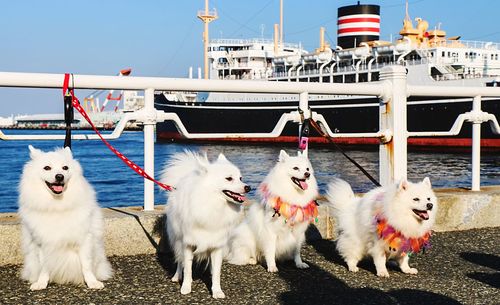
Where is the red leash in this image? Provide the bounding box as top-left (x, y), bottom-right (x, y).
top-left (62, 73), bottom-right (173, 191)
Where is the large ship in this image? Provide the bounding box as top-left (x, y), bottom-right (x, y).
top-left (155, 2), bottom-right (500, 150)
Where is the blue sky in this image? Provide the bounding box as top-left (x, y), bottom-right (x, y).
top-left (1, 0), bottom-right (499, 116)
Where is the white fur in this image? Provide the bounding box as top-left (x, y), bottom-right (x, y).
top-left (163, 150), bottom-right (249, 299)
top-left (227, 150), bottom-right (319, 272)
top-left (19, 146), bottom-right (112, 290)
top-left (326, 177), bottom-right (438, 277)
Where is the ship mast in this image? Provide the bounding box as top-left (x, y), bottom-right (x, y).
top-left (280, 0), bottom-right (283, 48)
top-left (197, 0), bottom-right (218, 80)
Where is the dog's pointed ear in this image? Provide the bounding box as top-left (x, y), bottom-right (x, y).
top-left (278, 150), bottom-right (289, 162)
top-left (422, 177), bottom-right (432, 188)
top-left (28, 145), bottom-right (42, 159)
top-left (63, 146), bottom-right (73, 158)
top-left (196, 153), bottom-right (210, 174)
top-left (217, 153), bottom-right (228, 162)
top-left (398, 178), bottom-right (409, 191)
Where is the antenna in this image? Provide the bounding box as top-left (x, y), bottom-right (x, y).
top-left (260, 24), bottom-right (265, 38)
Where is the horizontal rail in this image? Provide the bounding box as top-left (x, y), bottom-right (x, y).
top-left (0, 112), bottom-right (137, 140)
top-left (0, 72), bottom-right (386, 96)
top-left (408, 85), bottom-right (500, 98)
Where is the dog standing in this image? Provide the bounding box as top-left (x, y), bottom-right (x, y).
top-left (227, 150), bottom-right (319, 272)
top-left (162, 151), bottom-right (250, 298)
top-left (326, 177), bottom-right (437, 277)
top-left (19, 146), bottom-right (112, 290)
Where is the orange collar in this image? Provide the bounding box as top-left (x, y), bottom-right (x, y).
top-left (260, 184), bottom-right (318, 225)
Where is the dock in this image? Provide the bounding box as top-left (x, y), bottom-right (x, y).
top-left (0, 186), bottom-right (499, 304)
top-left (0, 228), bottom-right (498, 304)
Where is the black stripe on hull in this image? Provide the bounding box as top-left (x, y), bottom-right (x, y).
top-left (154, 94), bottom-right (500, 149)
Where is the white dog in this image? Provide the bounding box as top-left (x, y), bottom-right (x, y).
top-left (19, 146), bottom-right (112, 290)
top-left (162, 150), bottom-right (250, 299)
top-left (226, 150), bottom-right (319, 272)
top-left (326, 177), bottom-right (437, 277)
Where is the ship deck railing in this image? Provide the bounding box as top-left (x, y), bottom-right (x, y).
top-left (0, 68), bottom-right (499, 210)
top-left (210, 38), bottom-right (301, 50)
top-left (431, 39), bottom-right (500, 50)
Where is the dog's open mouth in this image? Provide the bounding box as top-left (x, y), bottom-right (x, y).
top-left (291, 177), bottom-right (308, 190)
top-left (45, 181), bottom-right (65, 195)
top-left (413, 209), bottom-right (429, 220)
top-left (223, 190), bottom-right (246, 203)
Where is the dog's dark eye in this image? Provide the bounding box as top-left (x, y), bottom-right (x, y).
top-left (225, 177), bottom-right (233, 181)
top-left (62, 166), bottom-right (69, 170)
top-left (427, 197), bottom-right (431, 201)
top-left (413, 197), bottom-right (420, 201)
top-left (293, 167), bottom-right (299, 170)
top-left (306, 168), bottom-right (310, 171)
top-left (43, 166), bottom-right (51, 171)
top-left (239, 177), bottom-right (242, 181)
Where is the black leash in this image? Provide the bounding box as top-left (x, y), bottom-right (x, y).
top-left (63, 88), bottom-right (74, 148)
top-left (309, 119), bottom-right (381, 187)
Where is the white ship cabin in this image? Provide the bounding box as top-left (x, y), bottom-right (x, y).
top-left (270, 17), bottom-right (500, 85)
top-left (208, 38), bottom-right (304, 80)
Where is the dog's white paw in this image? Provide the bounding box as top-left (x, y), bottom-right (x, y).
top-left (403, 267), bottom-right (418, 275)
top-left (295, 262), bottom-right (309, 269)
top-left (30, 281), bottom-right (48, 291)
top-left (248, 257), bottom-right (257, 265)
top-left (180, 282), bottom-right (192, 295)
top-left (376, 269), bottom-right (390, 277)
top-left (348, 265), bottom-right (359, 272)
top-left (171, 274), bottom-right (181, 282)
top-left (267, 265), bottom-right (279, 273)
top-left (347, 260), bottom-right (359, 272)
top-left (86, 280), bottom-right (104, 289)
top-left (212, 290), bottom-right (226, 299)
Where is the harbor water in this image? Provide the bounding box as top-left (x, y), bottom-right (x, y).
top-left (0, 130), bottom-right (498, 213)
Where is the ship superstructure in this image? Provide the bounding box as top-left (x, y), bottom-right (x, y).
top-left (155, 2), bottom-right (500, 149)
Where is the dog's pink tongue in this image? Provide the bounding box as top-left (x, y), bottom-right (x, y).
top-left (238, 195), bottom-right (246, 202)
top-left (418, 211), bottom-right (429, 220)
top-left (300, 180), bottom-right (308, 190)
top-left (52, 185), bottom-right (64, 192)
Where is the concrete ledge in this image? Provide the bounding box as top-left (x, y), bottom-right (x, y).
top-left (0, 186), bottom-right (498, 266)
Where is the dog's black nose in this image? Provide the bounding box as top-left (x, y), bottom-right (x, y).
top-left (55, 174), bottom-right (64, 182)
top-left (244, 185), bottom-right (251, 193)
top-left (426, 203), bottom-right (433, 210)
top-left (304, 172), bottom-right (310, 178)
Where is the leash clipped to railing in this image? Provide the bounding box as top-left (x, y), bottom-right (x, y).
top-left (299, 119), bottom-right (310, 151)
top-left (62, 73), bottom-right (173, 191)
top-left (63, 92), bottom-right (74, 149)
top-left (298, 108), bottom-right (310, 151)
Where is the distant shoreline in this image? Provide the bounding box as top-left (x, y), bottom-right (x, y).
top-left (0, 125), bottom-right (143, 131)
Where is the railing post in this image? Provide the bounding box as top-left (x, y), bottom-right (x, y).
top-left (143, 88), bottom-right (156, 211)
top-left (378, 65), bottom-right (408, 186)
top-left (471, 95), bottom-right (481, 191)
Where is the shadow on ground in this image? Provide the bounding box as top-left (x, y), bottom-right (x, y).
top-left (461, 252), bottom-right (500, 289)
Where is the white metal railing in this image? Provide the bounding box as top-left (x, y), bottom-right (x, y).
top-left (0, 66), bottom-right (499, 210)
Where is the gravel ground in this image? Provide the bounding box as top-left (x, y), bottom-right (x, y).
top-left (1, 227), bottom-right (498, 305)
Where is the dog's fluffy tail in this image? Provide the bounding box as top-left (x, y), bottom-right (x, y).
top-left (161, 150), bottom-right (208, 188)
top-left (325, 178), bottom-right (357, 223)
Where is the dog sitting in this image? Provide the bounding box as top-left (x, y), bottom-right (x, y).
top-left (226, 150), bottom-right (319, 272)
top-left (19, 146), bottom-right (112, 290)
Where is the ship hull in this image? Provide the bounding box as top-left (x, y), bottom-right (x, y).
top-left (155, 94), bottom-right (500, 151)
